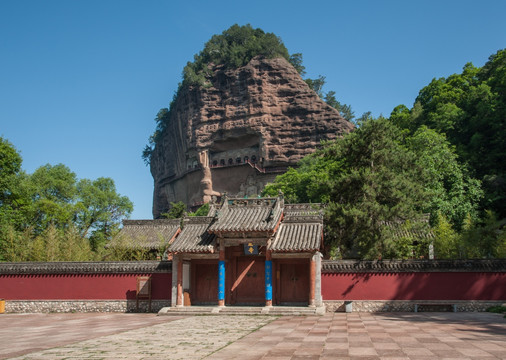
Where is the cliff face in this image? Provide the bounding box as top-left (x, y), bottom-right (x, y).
top-left (150, 56), bottom-right (354, 218)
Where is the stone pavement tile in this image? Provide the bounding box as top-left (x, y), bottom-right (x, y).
top-left (456, 347), bottom-right (498, 357)
top-left (402, 347), bottom-right (435, 356)
top-left (265, 348), bottom-right (296, 357)
top-left (10, 315), bottom-right (273, 360)
top-left (0, 313), bottom-right (184, 360)
top-left (348, 346), bottom-right (378, 356)
top-left (324, 342), bottom-right (349, 349)
top-left (376, 348), bottom-right (407, 357)
top-left (322, 347), bottom-right (348, 356)
top-left (374, 342), bottom-right (401, 350)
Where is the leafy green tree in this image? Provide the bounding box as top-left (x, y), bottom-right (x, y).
top-left (305, 75), bottom-right (326, 98)
top-left (26, 164), bottom-right (77, 232)
top-left (189, 202), bottom-right (210, 217)
top-left (183, 24), bottom-right (290, 87)
top-left (161, 201), bottom-right (187, 219)
top-left (266, 118), bottom-right (432, 258)
top-left (460, 211), bottom-right (506, 258)
top-left (323, 118), bottom-right (430, 258)
top-left (390, 49), bottom-right (506, 218)
top-left (324, 91), bottom-right (355, 122)
top-left (406, 126), bottom-right (482, 229)
top-left (288, 53), bottom-right (306, 77)
top-left (75, 177), bottom-right (133, 250)
top-left (432, 213), bottom-right (461, 259)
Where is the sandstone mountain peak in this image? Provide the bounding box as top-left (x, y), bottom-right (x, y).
top-left (149, 55), bottom-right (354, 218)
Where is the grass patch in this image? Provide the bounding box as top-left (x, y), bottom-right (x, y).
top-left (486, 305), bottom-right (506, 318)
top-left (486, 305), bottom-right (506, 313)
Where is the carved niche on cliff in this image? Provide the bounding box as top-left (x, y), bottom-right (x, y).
top-left (149, 56), bottom-right (354, 218)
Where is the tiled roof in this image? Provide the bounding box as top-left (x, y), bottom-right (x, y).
top-left (270, 203), bottom-right (323, 252)
top-left (381, 215), bottom-right (434, 240)
top-left (283, 203), bottom-right (323, 216)
top-left (270, 221), bottom-right (323, 252)
top-left (169, 217), bottom-right (216, 253)
top-left (209, 197), bottom-right (283, 233)
top-left (322, 259), bottom-right (506, 273)
top-left (0, 261), bottom-right (172, 275)
top-left (115, 219), bottom-right (181, 249)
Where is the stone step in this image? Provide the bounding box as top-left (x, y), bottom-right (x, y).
top-left (157, 305), bottom-right (325, 316)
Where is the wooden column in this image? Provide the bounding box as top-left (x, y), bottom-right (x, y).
top-left (265, 250), bottom-right (273, 307)
top-left (309, 256), bottom-right (316, 307)
top-left (176, 257), bottom-right (183, 307)
top-left (218, 243), bottom-right (225, 306)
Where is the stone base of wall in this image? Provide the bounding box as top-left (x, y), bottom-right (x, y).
top-left (324, 300), bottom-right (505, 313)
top-left (4, 300), bottom-right (171, 313)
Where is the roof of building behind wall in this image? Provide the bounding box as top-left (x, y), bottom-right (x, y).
top-left (117, 197), bottom-right (325, 254)
top-left (115, 219), bottom-right (181, 250)
top-left (209, 197), bottom-right (284, 233)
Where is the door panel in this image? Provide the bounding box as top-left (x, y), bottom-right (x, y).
top-left (192, 263), bottom-right (218, 304)
top-left (233, 257), bottom-right (265, 305)
top-left (279, 262), bottom-right (309, 305)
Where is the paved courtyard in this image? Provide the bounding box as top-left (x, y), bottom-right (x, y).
top-left (0, 312), bottom-right (505, 359)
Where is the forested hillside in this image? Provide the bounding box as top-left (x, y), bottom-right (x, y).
top-left (265, 49), bottom-right (506, 260)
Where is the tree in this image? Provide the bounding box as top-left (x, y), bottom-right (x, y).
top-left (0, 137), bottom-right (27, 247)
top-left (265, 118), bottom-right (432, 258)
top-left (288, 53), bottom-right (306, 77)
top-left (75, 177), bottom-right (133, 250)
top-left (389, 49), bottom-right (506, 218)
top-left (305, 75), bottom-right (326, 98)
top-left (405, 126), bottom-right (482, 229)
top-left (323, 118), bottom-right (430, 258)
top-left (324, 91), bottom-right (355, 122)
top-left (25, 164), bottom-right (77, 232)
top-left (162, 201), bottom-right (187, 219)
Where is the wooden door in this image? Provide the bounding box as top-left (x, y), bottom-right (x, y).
top-left (279, 262), bottom-right (309, 305)
top-left (232, 257), bottom-right (265, 305)
top-left (192, 262), bottom-right (218, 304)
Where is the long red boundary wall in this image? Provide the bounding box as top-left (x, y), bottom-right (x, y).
top-left (0, 261), bottom-right (171, 301)
top-left (322, 272), bottom-right (506, 301)
top-left (1, 260), bottom-right (505, 302)
top-left (0, 273), bottom-right (171, 300)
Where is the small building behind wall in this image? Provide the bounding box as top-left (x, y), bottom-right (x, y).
top-left (166, 195), bottom-right (324, 308)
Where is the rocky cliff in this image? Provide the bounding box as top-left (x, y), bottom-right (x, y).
top-left (150, 56), bottom-right (354, 218)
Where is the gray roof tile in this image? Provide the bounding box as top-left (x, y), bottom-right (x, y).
top-left (115, 219), bottom-right (181, 250)
top-left (169, 217), bottom-right (216, 253)
top-left (271, 220), bottom-right (323, 252)
top-left (209, 198), bottom-right (283, 233)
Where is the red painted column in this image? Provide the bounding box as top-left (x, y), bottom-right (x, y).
top-left (177, 258), bottom-right (183, 307)
top-left (218, 245), bottom-right (225, 307)
top-left (309, 257), bottom-right (316, 306)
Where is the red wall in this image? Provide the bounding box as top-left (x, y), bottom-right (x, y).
top-left (0, 273), bottom-right (171, 300)
top-left (322, 272), bottom-right (506, 300)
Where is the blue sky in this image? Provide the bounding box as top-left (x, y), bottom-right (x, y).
top-left (1, 0), bottom-right (505, 219)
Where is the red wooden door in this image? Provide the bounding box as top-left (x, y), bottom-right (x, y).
top-left (279, 262), bottom-right (309, 305)
top-left (232, 257), bottom-right (265, 305)
top-left (192, 263), bottom-right (218, 304)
